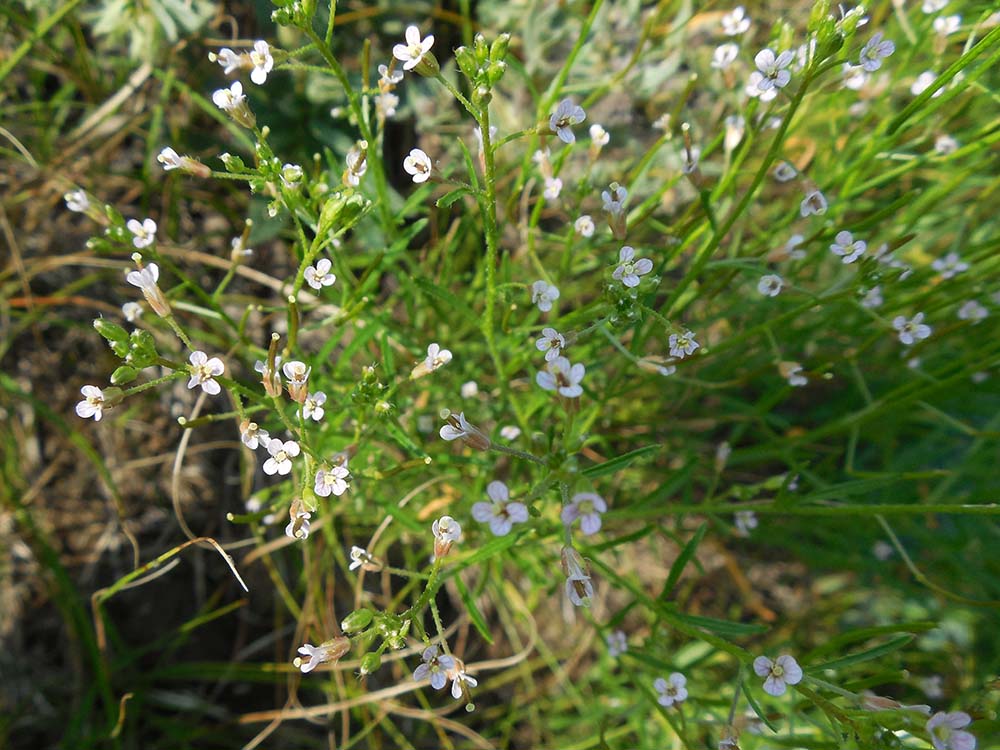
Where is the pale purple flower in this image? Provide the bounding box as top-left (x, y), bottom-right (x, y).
top-left (859, 32), bottom-right (895, 72)
top-left (927, 711), bottom-right (976, 750)
top-left (602, 183), bottom-right (628, 216)
top-left (931, 252), bottom-right (968, 279)
top-left (263, 438), bottom-right (300, 476)
top-left (349, 545), bottom-right (373, 571)
top-left (76, 385), bottom-right (105, 421)
top-left (393, 26), bottom-right (435, 72)
top-left (830, 230), bottom-right (866, 263)
top-left (575, 215), bottom-right (595, 237)
top-left (722, 6), bottom-right (750, 35)
top-left (543, 176), bottom-right (563, 200)
top-left (295, 640), bottom-right (350, 672)
top-left (126, 218), bottom-right (157, 249)
top-left (562, 492), bottom-right (607, 535)
top-left (499, 425), bottom-right (521, 441)
top-left (606, 630), bottom-right (628, 657)
top-left (314, 465), bottom-right (350, 497)
top-left (757, 274), bottom-right (783, 297)
top-left (668, 330), bottom-right (699, 359)
top-left (861, 286), bottom-right (883, 309)
top-left (378, 63), bottom-right (403, 87)
top-left (893, 313), bottom-right (932, 345)
top-left (654, 673), bottom-right (688, 706)
top-left (613, 246), bottom-right (653, 288)
top-left (561, 546), bottom-right (593, 607)
top-left (537, 356), bottom-right (585, 397)
top-left (413, 646), bottom-right (455, 690)
top-left (531, 280), bottom-right (560, 312)
top-left (800, 189), bottom-right (828, 216)
top-left (753, 654), bottom-right (803, 696)
top-left (187, 351), bottom-right (224, 395)
top-left (774, 161), bottom-right (798, 182)
top-left (240, 420), bottom-right (269, 449)
top-left (958, 300), bottom-right (987, 323)
top-left (549, 98), bottom-right (586, 144)
top-left (933, 15), bottom-right (961, 36)
top-left (912, 71), bottom-right (945, 97)
top-left (249, 40), bottom-right (274, 85)
top-left (450, 668), bottom-right (478, 699)
top-left (472, 481), bottom-right (529, 536)
top-left (712, 43), bottom-right (739, 70)
top-left (735, 510), bottom-right (758, 536)
top-left (747, 48), bottom-right (794, 102)
top-left (535, 327), bottom-right (566, 362)
top-left (305, 258), bottom-right (336, 290)
top-left (303, 391), bottom-right (327, 421)
top-left (782, 362), bottom-right (807, 387)
top-left (439, 412), bottom-right (490, 450)
top-left (935, 135), bottom-right (959, 155)
top-left (432, 515), bottom-right (462, 558)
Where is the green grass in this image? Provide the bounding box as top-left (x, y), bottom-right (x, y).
top-left (1, 1), bottom-right (999, 748)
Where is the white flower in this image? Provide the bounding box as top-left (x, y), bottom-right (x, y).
top-left (392, 25), bottom-right (435, 72)
top-left (893, 313), bottom-right (932, 345)
top-left (187, 351), bottom-right (224, 395)
top-left (668, 330), bottom-right (699, 359)
top-left (795, 38), bottom-right (817, 71)
top-left (76, 385), bottom-right (105, 421)
top-left (935, 135), bottom-right (959, 155)
top-left (432, 515), bottom-right (462, 559)
top-left (461, 381), bottom-right (479, 398)
top-left (861, 286), bottom-right (883, 309)
top-left (472, 481), bottom-right (529, 536)
top-left (249, 40), bottom-right (274, 84)
top-left (425, 343), bottom-right (452, 371)
top-left (531, 280), bottom-right (560, 312)
top-left (800, 189), bottom-right (828, 216)
top-left (403, 148), bottom-right (432, 183)
top-left (212, 80), bottom-right (245, 112)
top-left (575, 215), bottom-right (595, 237)
top-left (859, 32), bottom-right (895, 72)
top-left (753, 654), bottom-right (803, 696)
top-left (535, 327), bottom-right (566, 362)
top-left (926, 711), bottom-right (976, 750)
top-left (612, 246), bottom-right (653, 288)
top-left (933, 15), bottom-right (961, 36)
top-left (65, 189), bottom-right (90, 212)
top-left (295, 638), bottom-right (349, 673)
top-left (921, 675), bottom-right (945, 699)
top-left (378, 63), bottom-right (403, 87)
top-left (774, 161), bottom-right (798, 182)
top-left (912, 71), bottom-right (944, 97)
top-left (412, 646), bottom-right (454, 690)
top-left (589, 123), bottom-right (609, 147)
top-left (734, 510), bottom-right (758, 536)
top-left (450, 668), bottom-right (478, 700)
top-left (712, 43), bottom-right (739, 70)
top-left (122, 302), bottom-right (143, 322)
top-left (543, 176), bottom-right (563, 200)
top-left (303, 391), bottom-right (327, 421)
top-left (757, 274), bottom-right (783, 297)
top-left (499, 425), bottom-right (521, 441)
top-left (654, 673), bottom-right (688, 706)
top-left (606, 630), bottom-right (628, 657)
top-left (344, 140), bottom-right (369, 186)
top-left (214, 47), bottom-right (241, 74)
top-left (314, 464), bottom-right (350, 497)
top-left (922, 0), bottom-right (947, 12)
top-left (240, 420), bottom-right (269, 449)
top-left (263, 438), bottom-right (300, 476)
top-left (830, 230), bottom-right (866, 263)
top-left (282, 360), bottom-right (311, 403)
top-left (842, 63), bottom-right (869, 90)
top-left (157, 147), bottom-right (183, 170)
top-left (549, 98), bottom-right (586, 144)
top-left (439, 411), bottom-right (491, 450)
top-left (125, 262), bottom-right (158, 293)
top-left (126, 218), bottom-right (157, 249)
top-left (304, 258), bottom-right (336, 290)
top-left (537, 356), bottom-right (585, 398)
top-left (349, 546), bottom-right (373, 571)
top-left (957, 300), bottom-right (987, 323)
top-left (285, 507), bottom-right (311, 540)
top-left (561, 492), bottom-right (607, 535)
top-left (747, 48), bottom-right (793, 101)
top-left (724, 115), bottom-right (745, 152)
top-left (781, 361), bottom-right (807, 386)
top-left (722, 6), bottom-right (750, 35)
top-left (561, 546), bottom-right (594, 607)
top-left (931, 251), bottom-right (968, 279)
top-left (376, 91), bottom-right (399, 119)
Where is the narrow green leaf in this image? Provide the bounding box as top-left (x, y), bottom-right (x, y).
top-left (454, 576), bottom-right (494, 644)
top-left (803, 621), bottom-right (936, 662)
top-left (582, 444), bottom-right (661, 479)
top-left (810, 635), bottom-right (914, 672)
top-left (667, 610), bottom-right (769, 637)
top-left (436, 187), bottom-right (472, 208)
top-left (383, 421), bottom-right (427, 459)
top-left (414, 277), bottom-right (476, 319)
top-left (742, 677), bottom-right (780, 733)
top-left (660, 522), bottom-right (707, 599)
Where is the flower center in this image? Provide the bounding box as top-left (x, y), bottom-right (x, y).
top-left (579, 500), bottom-right (594, 514)
top-left (276, 450), bottom-right (288, 463)
top-left (772, 664), bottom-right (785, 677)
top-left (622, 261), bottom-right (636, 275)
top-left (407, 43), bottom-right (424, 59)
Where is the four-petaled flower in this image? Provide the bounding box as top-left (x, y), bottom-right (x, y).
top-left (403, 148), bottom-right (432, 183)
top-left (535, 327), bottom-right (566, 362)
top-left (830, 230), bottom-right (866, 263)
top-left (303, 391), bottom-right (327, 421)
top-left (296, 638), bottom-right (350, 673)
top-left (305, 258), bottom-right (336, 290)
top-left (432, 515), bottom-right (462, 559)
top-left (712, 43), bottom-right (739, 70)
top-left (654, 673), bottom-right (688, 706)
top-left (544, 177), bottom-right (563, 200)
top-left (439, 411), bottom-right (491, 450)
top-left (314, 465), bottom-right (350, 497)
top-left (607, 630), bottom-right (628, 657)
top-left (590, 123), bottom-right (609, 147)
top-left (127, 218), bottom-right (157, 249)
top-left (214, 47), bottom-right (241, 74)
top-left (212, 81), bottom-right (245, 112)
top-left (393, 26), bottom-right (435, 72)
top-left (240, 419), bottom-right (269, 449)
top-left (561, 546), bottom-right (594, 607)
top-left (735, 510), bottom-right (758, 536)
top-left (76, 385), bottom-right (105, 421)
top-left (748, 48), bottom-right (794, 101)
top-left (537, 356), bottom-right (586, 397)
top-left (758, 274), bottom-right (783, 297)
top-left (263, 438), bottom-right (300, 476)
top-left (575, 215), bottom-right (595, 237)
top-left (531, 280), bottom-right (560, 312)
top-left (349, 545), bottom-right (376, 571)
top-left (926, 711), bottom-right (976, 750)
top-left (669, 330), bottom-right (700, 359)
top-left (754, 654), bottom-right (803, 696)
top-left (187, 351), bottom-right (224, 395)
top-left (249, 40), bottom-right (274, 84)
top-left (285, 505), bottom-right (311, 540)
top-left (613, 246), bottom-right (654, 288)
top-left (472, 481), bottom-right (529, 537)
top-left (562, 492), bottom-right (607, 535)
top-left (125, 261), bottom-right (171, 317)
top-left (859, 32), bottom-right (895, 72)
top-left (65, 189), bottom-right (90, 212)
top-left (893, 313), bottom-right (932, 345)
top-left (722, 6), bottom-right (750, 35)
top-left (800, 189), bottom-right (828, 216)
top-left (449, 665), bottom-right (478, 700)
top-left (549, 98), bottom-right (586, 144)
top-left (931, 251), bottom-right (968, 279)
top-left (958, 300), bottom-right (987, 323)
top-left (933, 15), bottom-right (961, 36)
top-left (412, 645), bottom-right (455, 690)
top-left (282, 360), bottom-right (311, 403)
top-left (157, 147), bottom-right (183, 170)
top-left (378, 63), bottom-right (403, 87)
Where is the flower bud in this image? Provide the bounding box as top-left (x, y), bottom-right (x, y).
top-left (341, 608), bottom-right (374, 633)
top-left (360, 652), bottom-right (382, 675)
top-left (110, 365), bottom-right (138, 385)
